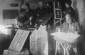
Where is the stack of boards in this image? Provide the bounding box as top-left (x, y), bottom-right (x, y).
top-left (30, 25), bottom-right (48, 55)
top-left (3, 25), bottom-right (48, 55)
top-left (3, 29), bottom-right (30, 55)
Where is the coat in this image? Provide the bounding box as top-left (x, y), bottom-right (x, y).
top-left (62, 22), bottom-right (80, 33)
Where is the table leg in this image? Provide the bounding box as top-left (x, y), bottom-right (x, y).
top-left (55, 41), bottom-right (60, 55)
top-left (61, 43), bottom-right (71, 55)
top-left (55, 41), bottom-right (57, 55)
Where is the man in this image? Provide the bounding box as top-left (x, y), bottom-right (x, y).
top-left (17, 3), bottom-right (33, 28)
top-left (33, 1), bottom-right (47, 26)
top-left (63, 0), bottom-right (78, 21)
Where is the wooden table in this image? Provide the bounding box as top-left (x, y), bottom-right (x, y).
top-left (51, 31), bottom-right (80, 55)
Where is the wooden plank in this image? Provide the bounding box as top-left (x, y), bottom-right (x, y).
top-left (3, 50), bottom-right (8, 55)
top-left (30, 25), bottom-right (48, 55)
top-left (38, 25), bottom-right (48, 55)
top-left (30, 29), bottom-right (38, 55)
top-left (13, 30), bottom-right (24, 51)
top-left (13, 30), bottom-right (26, 51)
top-left (9, 29), bottom-right (23, 50)
top-left (9, 29), bottom-right (30, 52)
top-left (3, 50), bottom-right (29, 55)
top-left (15, 30), bottom-right (30, 52)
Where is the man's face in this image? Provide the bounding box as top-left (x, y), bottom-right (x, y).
top-left (38, 2), bottom-right (43, 9)
top-left (65, 14), bottom-right (72, 24)
top-left (65, 3), bottom-right (70, 8)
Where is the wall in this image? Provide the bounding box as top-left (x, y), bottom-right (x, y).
top-left (0, 0), bottom-right (20, 25)
top-left (0, 0), bottom-right (39, 25)
top-left (72, 0), bottom-right (85, 29)
top-left (72, 0), bottom-right (85, 55)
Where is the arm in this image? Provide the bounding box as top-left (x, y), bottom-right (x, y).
top-left (75, 22), bottom-right (81, 34)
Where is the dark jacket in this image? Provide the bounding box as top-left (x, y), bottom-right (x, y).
top-left (17, 8), bottom-right (33, 24)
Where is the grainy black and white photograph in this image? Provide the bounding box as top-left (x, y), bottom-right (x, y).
top-left (0, 0), bottom-right (84, 55)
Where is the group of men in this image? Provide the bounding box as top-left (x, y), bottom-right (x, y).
top-left (17, 2), bottom-right (53, 28)
top-left (17, 0), bottom-right (77, 29)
